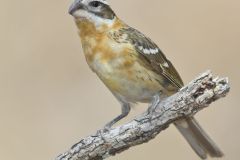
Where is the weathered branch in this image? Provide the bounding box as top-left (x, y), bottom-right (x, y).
top-left (56, 70), bottom-right (230, 160)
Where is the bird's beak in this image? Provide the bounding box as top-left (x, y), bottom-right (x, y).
top-left (68, 0), bottom-right (84, 15)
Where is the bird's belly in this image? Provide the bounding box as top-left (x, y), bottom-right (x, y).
top-left (109, 77), bottom-right (162, 103)
top-left (92, 59), bottom-right (166, 103)
top-left (82, 37), bottom-right (169, 103)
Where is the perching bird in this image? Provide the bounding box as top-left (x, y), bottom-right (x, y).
top-left (68, 0), bottom-right (223, 159)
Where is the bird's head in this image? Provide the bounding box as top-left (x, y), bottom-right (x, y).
top-left (68, 0), bottom-right (116, 27)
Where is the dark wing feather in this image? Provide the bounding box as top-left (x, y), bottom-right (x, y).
top-left (120, 27), bottom-right (184, 89)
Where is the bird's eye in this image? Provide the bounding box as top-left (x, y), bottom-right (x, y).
top-left (90, 1), bottom-right (101, 8)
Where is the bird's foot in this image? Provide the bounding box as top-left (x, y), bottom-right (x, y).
top-left (103, 123), bottom-right (113, 133)
top-left (147, 94), bottom-right (161, 115)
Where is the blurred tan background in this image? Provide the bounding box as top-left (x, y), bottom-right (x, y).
top-left (0, 0), bottom-right (239, 159)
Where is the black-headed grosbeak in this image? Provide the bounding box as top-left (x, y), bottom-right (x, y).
top-left (68, 0), bottom-right (223, 159)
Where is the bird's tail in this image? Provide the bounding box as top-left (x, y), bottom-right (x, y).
top-left (174, 117), bottom-right (224, 159)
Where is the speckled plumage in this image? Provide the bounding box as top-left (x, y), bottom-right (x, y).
top-left (69, 1), bottom-right (224, 158)
top-left (76, 18), bottom-right (182, 103)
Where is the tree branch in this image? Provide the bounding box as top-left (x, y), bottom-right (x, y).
top-left (56, 70), bottom-right (230, 160)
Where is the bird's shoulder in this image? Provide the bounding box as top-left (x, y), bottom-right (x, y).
top-left (108, 26), bottom-right (184, 89)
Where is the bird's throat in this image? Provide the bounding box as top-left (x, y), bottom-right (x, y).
top-left (75, 17), bottom-right (125, 39)
top-left (75, 19), bottom-right (104, 39)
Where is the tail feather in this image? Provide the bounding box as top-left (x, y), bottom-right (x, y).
top-left (175, 117), bottom-right (224, 159)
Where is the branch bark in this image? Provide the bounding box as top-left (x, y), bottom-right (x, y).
top-left (56, 70), bottom-right (230, 160)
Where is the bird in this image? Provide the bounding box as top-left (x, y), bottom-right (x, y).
top-left (68, 0), bottom-right (223, 159)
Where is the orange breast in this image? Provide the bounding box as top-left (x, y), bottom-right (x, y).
top-left (76, 19), bottom-right (167, 103)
